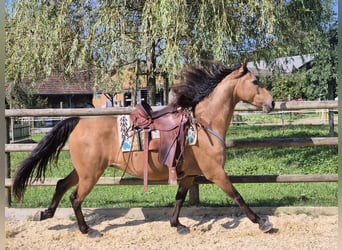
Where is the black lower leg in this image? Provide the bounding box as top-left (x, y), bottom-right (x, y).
top-left (170, 187), bottom-right (188, 227)
top-left (70, 190), bottom-right (89, 234)
top-left (170, 178), bottom-right (194, 228)
top-left (233, 191), bottom-right (273, 232)
top-left (233, 194), bottom-right (260, 223)
top-left (34, 171), bottom-right (78, 221)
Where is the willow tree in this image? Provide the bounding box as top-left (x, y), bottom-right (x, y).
top-left (6, 0), bottom-right (335, 106)
top-left (5, 1), bottom-right (97, 107)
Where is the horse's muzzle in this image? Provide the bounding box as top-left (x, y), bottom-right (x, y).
top-left (263, 100), bottom-right (275, 113)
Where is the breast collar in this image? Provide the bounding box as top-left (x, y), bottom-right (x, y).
top-left (190, 116), bottom-right (226, 145)
top-left (205, 127), bottom-right (226, 144)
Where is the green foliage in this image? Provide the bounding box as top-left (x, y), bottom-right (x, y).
top-left (261, 21), bottom-right (338, 101)
top-left (5, 0), bottom-right (337, 106)
top-left (263, 72), bottom-right (307, 101)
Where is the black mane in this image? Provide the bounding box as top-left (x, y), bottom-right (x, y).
top-left (171, 61), bottom-right (241, 109)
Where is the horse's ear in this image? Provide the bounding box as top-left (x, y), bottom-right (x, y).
top-left (239, 58), bottom-right (248, 73)
top-left (243, 58), bottom-right (248, 68)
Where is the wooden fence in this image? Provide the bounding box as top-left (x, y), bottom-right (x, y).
top-left (4, 100), bottom-right (338, 206)
top-left (10, 122), bottom-right (31, 143)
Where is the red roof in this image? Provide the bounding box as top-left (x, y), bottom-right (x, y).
top-left (36, 72), bottom-right (95, 95)
top-left (37, 78), bottom-right (94, 95)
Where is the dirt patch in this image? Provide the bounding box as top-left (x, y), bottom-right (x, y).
top-left (5, 207), bottom-right (338, 250)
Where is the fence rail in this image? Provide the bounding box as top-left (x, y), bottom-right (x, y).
top-left (4, 174), bottom-right (338, 188)
top-left (4, 136), bottom-right (338, 153)
top-left (4, 100), bottom-right (338, 206)
top-left (4, 100), bottom-right (338, 118)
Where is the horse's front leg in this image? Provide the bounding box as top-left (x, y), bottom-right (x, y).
top-left (207, 171), bottom-right (273, 232)
top-left (170, 176), bottom-right (195, 233)
top-left (231, 185), bottom-right (273, 232)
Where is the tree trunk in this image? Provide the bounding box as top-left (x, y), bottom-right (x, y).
top-left (146, 42), bottom-right (156, 105)
top-left (132, 60), bottom-right (140, 106)
top-left (162, 72), bottom-right (169, 105)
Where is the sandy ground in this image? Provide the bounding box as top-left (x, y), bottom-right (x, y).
top-left (5, 207), bottom-right (338, 250)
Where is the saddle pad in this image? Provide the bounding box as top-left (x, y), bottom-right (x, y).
top-left (118, 115), bottom-right (159, 152)
top-left (117, 115), bottom-right (197, 152)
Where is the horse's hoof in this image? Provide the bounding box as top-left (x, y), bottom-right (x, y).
top-left (32, 211), bottom-right (42, 221)
top-left (87, 228), bottom-right (103, 238)
top-left (177, 225), bottom-right (190, 235)
top-left (259, 218), bottom-right (273, 233)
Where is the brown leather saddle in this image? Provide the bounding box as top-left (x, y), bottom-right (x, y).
top-left (130, 102), bottom-right (189, 191)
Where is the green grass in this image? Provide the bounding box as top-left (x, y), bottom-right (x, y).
top-left (9, 123), bottom-right (338, 208)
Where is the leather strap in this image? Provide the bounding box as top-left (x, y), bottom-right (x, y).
top-left (151, 105), bottom-right (177, 119)
top-left (198, 123), bottom-right (225, 145)
top-left (143, 128), bottom-right (149, 192)
top-left (206, 127), bottom-right (225, 145)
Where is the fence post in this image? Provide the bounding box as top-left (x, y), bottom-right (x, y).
top-left (189, 183), bottom-right (200, 205)
top-left (328, 110), bottom-right (334, 137)
top-left (5, 118), bottom-right (11, 207)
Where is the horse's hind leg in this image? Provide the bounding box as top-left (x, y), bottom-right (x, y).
top-left (69, 177), bottom-right (103, 237)
top-left (170, 176), bottom-right (195, 232)
top-left (33, 170), bottom-right (78, 221)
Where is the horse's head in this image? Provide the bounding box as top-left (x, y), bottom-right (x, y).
top-left (230, 60), bottom-right (274, 113)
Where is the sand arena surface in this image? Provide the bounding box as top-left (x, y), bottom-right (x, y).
top-left (5, 207), bottom-right (338, 250)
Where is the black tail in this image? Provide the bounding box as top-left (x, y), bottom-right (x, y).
top-left (12, 117), bottom-right (81, 201)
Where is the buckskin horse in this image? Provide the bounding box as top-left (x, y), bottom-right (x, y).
top-left (13, 60), bottom-right (275, 237)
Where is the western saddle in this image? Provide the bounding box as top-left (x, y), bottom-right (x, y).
top-left (130, 102), bottom-right (189, 191)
